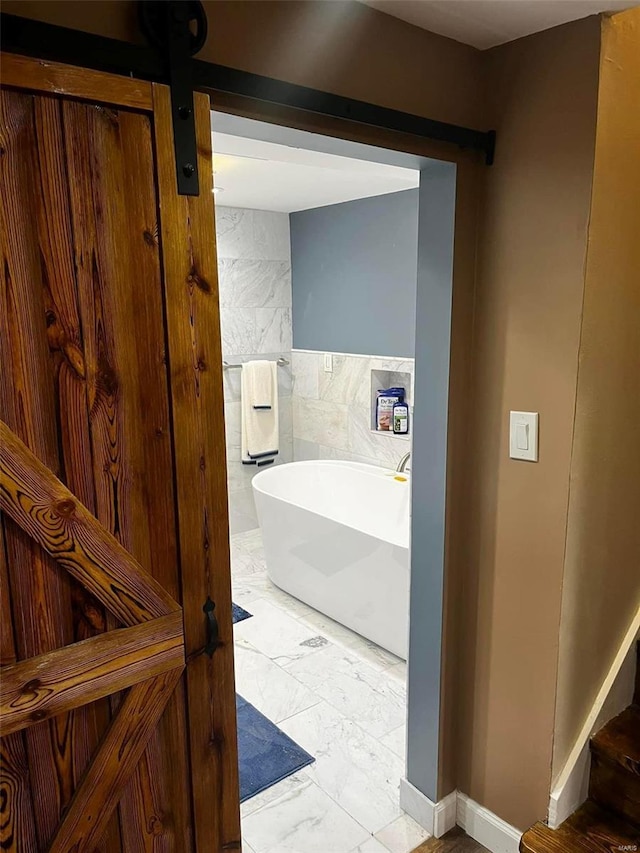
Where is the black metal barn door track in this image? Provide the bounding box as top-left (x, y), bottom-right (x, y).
top-left (139, 0), bottom-right (207, 195)
top-left (1, 1), bottom-right (497, 173)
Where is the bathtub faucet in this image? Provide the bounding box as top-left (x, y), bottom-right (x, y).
top-left (396, 451), bottom-right (411, 473)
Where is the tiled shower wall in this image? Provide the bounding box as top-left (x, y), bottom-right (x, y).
top-left (292, 350), bottom-right (414, 470)
top-left (216, 206), bottom-right (293, 533)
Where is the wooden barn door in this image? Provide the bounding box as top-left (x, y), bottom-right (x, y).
top-left (0, 55), bottom-right (239, 852)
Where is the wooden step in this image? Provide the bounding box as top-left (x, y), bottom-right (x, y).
top-left (520, 800), bottom-right (640, 852)
top-left (590, 705), bottom-right (640, 828)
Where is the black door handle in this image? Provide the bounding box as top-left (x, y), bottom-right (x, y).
top-left (203, 596), bottom-right (220, 657)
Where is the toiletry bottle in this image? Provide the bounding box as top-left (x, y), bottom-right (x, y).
top-left (393, 401), bottom-right (409, 435)
top-left (377, 387), bottom-right (405, 431)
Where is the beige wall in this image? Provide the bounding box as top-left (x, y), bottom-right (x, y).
top-left (453, 17), bottom-right (601, 829)
top-left (552, 7), bottom-right (640, 777)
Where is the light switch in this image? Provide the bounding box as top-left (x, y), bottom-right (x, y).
top-left (516, 422), bottom-right (529, 451)
top-left (323, 353), bottom-right (333, 373)
top-left (510, 411), bottom-right (538, 462)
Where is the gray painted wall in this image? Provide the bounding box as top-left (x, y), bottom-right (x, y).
top-left (406, 163), bottom-right (457, 801)
top-left (290, 189), bottom-right (419, 357)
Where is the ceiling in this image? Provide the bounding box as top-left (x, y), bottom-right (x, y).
top-left (358, 0), bottom-right (638, 49)
top-left (211, 133), bottom-right (419, 213)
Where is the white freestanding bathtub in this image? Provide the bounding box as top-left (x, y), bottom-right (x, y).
top-left (252, 460), bottom-right (410, 659)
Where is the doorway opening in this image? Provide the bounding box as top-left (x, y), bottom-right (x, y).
top-left (212, 112), bottom-right (457, 852)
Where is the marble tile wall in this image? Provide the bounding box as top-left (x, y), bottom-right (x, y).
top-left (216, 206), bottom-right (293, 533)
top-left (291, 350), bottom-right (414, 471)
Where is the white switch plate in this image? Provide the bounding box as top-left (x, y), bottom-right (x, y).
top-left (509, 411), bottom-right (539, 462)
top-left (323, 353), bottom-right (333, 373)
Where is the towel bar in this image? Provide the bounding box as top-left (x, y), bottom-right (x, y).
top-left (223, 357), bottom-right (289, 370)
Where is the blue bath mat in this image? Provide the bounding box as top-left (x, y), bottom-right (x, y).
top-left (232, 602), bottom-right (252, 624)
top-left (236, 695), bottom-right (315, 802)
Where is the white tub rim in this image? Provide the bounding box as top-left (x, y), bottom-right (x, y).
top-left (252, 459), bottom-right (411, 548)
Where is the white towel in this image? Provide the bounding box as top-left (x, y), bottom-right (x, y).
top-left (241, 360), bottom-right (279, 465)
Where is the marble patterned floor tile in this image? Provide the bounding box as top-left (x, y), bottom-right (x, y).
top-left (374, 814), bottom-right (431, 853)
top-left (230, 509), bottom-right (260, 536)
top-left (231, 578), bottom-right (264, 607)
top-left (296, 609), bottom-right (363, 650)
top-left (379, 725), bottom-right (406, 760)
top-left (349, 638), bottom-right (405, 673)
top-left (242, 776), bottom-right (370, 853)
top-left (350, 839), bottom-right (390, 853)
top-left (232, 528), bottom-right (265, 556)
top-left (235, 642), bottom-right (321, 724)
top-left (261, 584), bottom-right (319, 620)
top-left (230, 551), bottom-right (316, 622)
top-left (384, 661), bottom-right (408, 683)
top-left (284, 645), bottom-right (406, 739)
top-left (232, 571), bottom-right (276, 601)
top-left (241, 771), bottom-right (310, 819)
top-left (231, 546), bottom-right (265, 579)
top-left (295, 608), bottom-right (402, 671)
top-left (231, 567), bottom-right (283, 608)
top-left (234, 599), bottom-right (331, 666)
top-left (280, 701), bottom-right (404, 834)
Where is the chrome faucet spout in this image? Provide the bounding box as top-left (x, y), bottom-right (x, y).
top-left (396, 451), bottom-right (411, 473)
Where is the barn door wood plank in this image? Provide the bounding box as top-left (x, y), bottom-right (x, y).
top-left (117, 106), bottom-right (196, 853)
top-left (0, 735), bottom-right (38, 853)
top-left (32, 94), bottom-right (107, 642)
top-left (0, 86), bottom-right (79, 847)
top-left (0, 522), bottom-right (16, 668)
top-left (153, 83), bottom-right (241, 852)
top-left (61, 99), bottom-right (194, 850)
top-left (0, 520), bottom-right (38, 852)
top-left (1, 53), bottom-right (153, 111)
top-left (48, 668), bottom-right (183, 853)
top-left (1, 611), bottom-right (184, 737)
top-left (30, 95), bottom-right (122, 850)
top-left (0, 423), bottom-right (179, 625)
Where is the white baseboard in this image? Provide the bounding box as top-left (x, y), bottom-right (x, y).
top-left (399, 778), bottom-right (457, 838)
top-left (457, 793), bottom-right (522, 853)
top-left (548, 745), bottom-right (590, 829)
top-left (548, 620), bottom-right (639, 828)
top-left (400, 781), bottom-right (521, 851)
